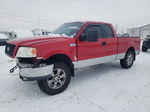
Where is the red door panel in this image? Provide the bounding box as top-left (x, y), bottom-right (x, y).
top-left (100, 38), bottom-right (117, 56)
top-left (77, 39), bottom-right (105, 61)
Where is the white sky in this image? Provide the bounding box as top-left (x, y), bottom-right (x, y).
top-left (0, 0), bottom-right (150, 32)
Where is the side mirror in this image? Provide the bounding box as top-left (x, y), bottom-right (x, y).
top-left (87, 31), bottom-right (98, 42)
top-left (79, 33), bottom-right (87, 41)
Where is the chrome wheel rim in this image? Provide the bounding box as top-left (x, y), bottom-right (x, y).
top-left (126, 53), bottom-right (133, 65)
top-left (47, 68), bottom-right (66, 89)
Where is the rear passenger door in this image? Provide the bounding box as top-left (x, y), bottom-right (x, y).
top-left (100, 24), bottom-right (117, 60)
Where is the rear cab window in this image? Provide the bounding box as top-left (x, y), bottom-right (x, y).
top-left (100, 24), bottom-right (114, 38)
top-left (81, 24), bottom-right (103, 39)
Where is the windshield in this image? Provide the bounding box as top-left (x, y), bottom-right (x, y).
top-left (50, 22), bottom-right (84, 38)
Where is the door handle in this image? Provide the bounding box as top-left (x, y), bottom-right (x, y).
top-left (102, 42), bottom-right (106, 46)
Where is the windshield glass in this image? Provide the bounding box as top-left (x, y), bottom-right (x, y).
top-left (50, 22), bottom-right (84, 38)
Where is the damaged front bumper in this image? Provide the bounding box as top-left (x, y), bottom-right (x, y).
top-left (11, 58), bottom-right (54, 81)
top-left (19, 64), bottom-right (54, 81)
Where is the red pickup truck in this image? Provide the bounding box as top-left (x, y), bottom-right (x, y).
top-left (5, 21), bottom-right (140, 95)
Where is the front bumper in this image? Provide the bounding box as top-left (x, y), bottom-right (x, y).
top-left (19, 65), bottom-right (54, 81)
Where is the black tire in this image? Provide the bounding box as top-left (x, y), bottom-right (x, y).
top-left (120, 50), bottom-right (135, 69)
top-left (142, 46), bottom-right (147, 52)
top-left (38, 62), bottom-right (71, 95)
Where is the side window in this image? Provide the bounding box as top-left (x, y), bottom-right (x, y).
top-left (100, 24), bottom-right (114, 38)
top-left (82, 25), bottom-right (102, 38)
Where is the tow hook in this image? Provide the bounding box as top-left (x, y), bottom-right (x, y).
top-left (10, 65), bottom-right (18, 73)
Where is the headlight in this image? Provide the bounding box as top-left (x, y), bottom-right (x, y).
top-left (16, 47), bottom-right (37, 58)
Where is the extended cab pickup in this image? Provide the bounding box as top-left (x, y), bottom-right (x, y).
top-left (5, 21), bottom-right (140, 95)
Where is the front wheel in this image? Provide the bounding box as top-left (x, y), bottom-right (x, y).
top-left (120, 50), bottom-right (135, 69)
top-left (38, 62), bottom-right (71, 95)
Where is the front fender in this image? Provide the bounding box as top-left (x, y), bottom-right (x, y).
top-left (43, 50), bottom-right (75, 62)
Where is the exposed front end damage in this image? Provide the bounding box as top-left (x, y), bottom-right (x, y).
top-left (15, 58), bottom-right (54, 81)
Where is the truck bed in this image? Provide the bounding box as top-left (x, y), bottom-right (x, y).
top-left (117, 37), bottom-right (140, 55)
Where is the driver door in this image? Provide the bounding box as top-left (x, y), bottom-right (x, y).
top-left (77, 24), bottom-right (105, 68)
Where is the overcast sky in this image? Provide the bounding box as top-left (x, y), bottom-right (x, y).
top-left (0, 0), bottom-right (150, 32)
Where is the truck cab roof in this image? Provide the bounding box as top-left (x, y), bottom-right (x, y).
top-left (73, 21), bottom-right (111, 25)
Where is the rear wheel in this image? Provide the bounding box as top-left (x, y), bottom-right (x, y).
top-left (142, 46), bottom-right (147, 52)
top-left (120, 50), bottom-right (135, 69)
top-left (38, 62), bottom-right (71, 95)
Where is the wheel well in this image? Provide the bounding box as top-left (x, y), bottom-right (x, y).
top-left (46, 54), bottom-right (74, 77)
top-left (127, 47), bottom-right (136, 60)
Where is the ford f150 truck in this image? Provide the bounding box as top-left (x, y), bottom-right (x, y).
top-left (5, 21), bottom-right (140, 95)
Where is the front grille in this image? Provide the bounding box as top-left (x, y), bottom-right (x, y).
top-left (16, 58), bottom-right (46, 68)
top-left (5, 43), bottom-right (16, 57)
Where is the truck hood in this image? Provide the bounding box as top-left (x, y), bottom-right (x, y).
top-left (8, 36), bottom-right (70, 46)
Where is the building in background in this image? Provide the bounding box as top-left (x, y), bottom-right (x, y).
top-left (32, 28), bottom-right (51, 36)
top-left (127, 24), bottom-right (150, 39)
top-left (12, 29), bottom-right (33, 38)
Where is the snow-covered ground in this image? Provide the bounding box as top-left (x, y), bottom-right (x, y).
top-left (0, 46), bottom-right (150, 112)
